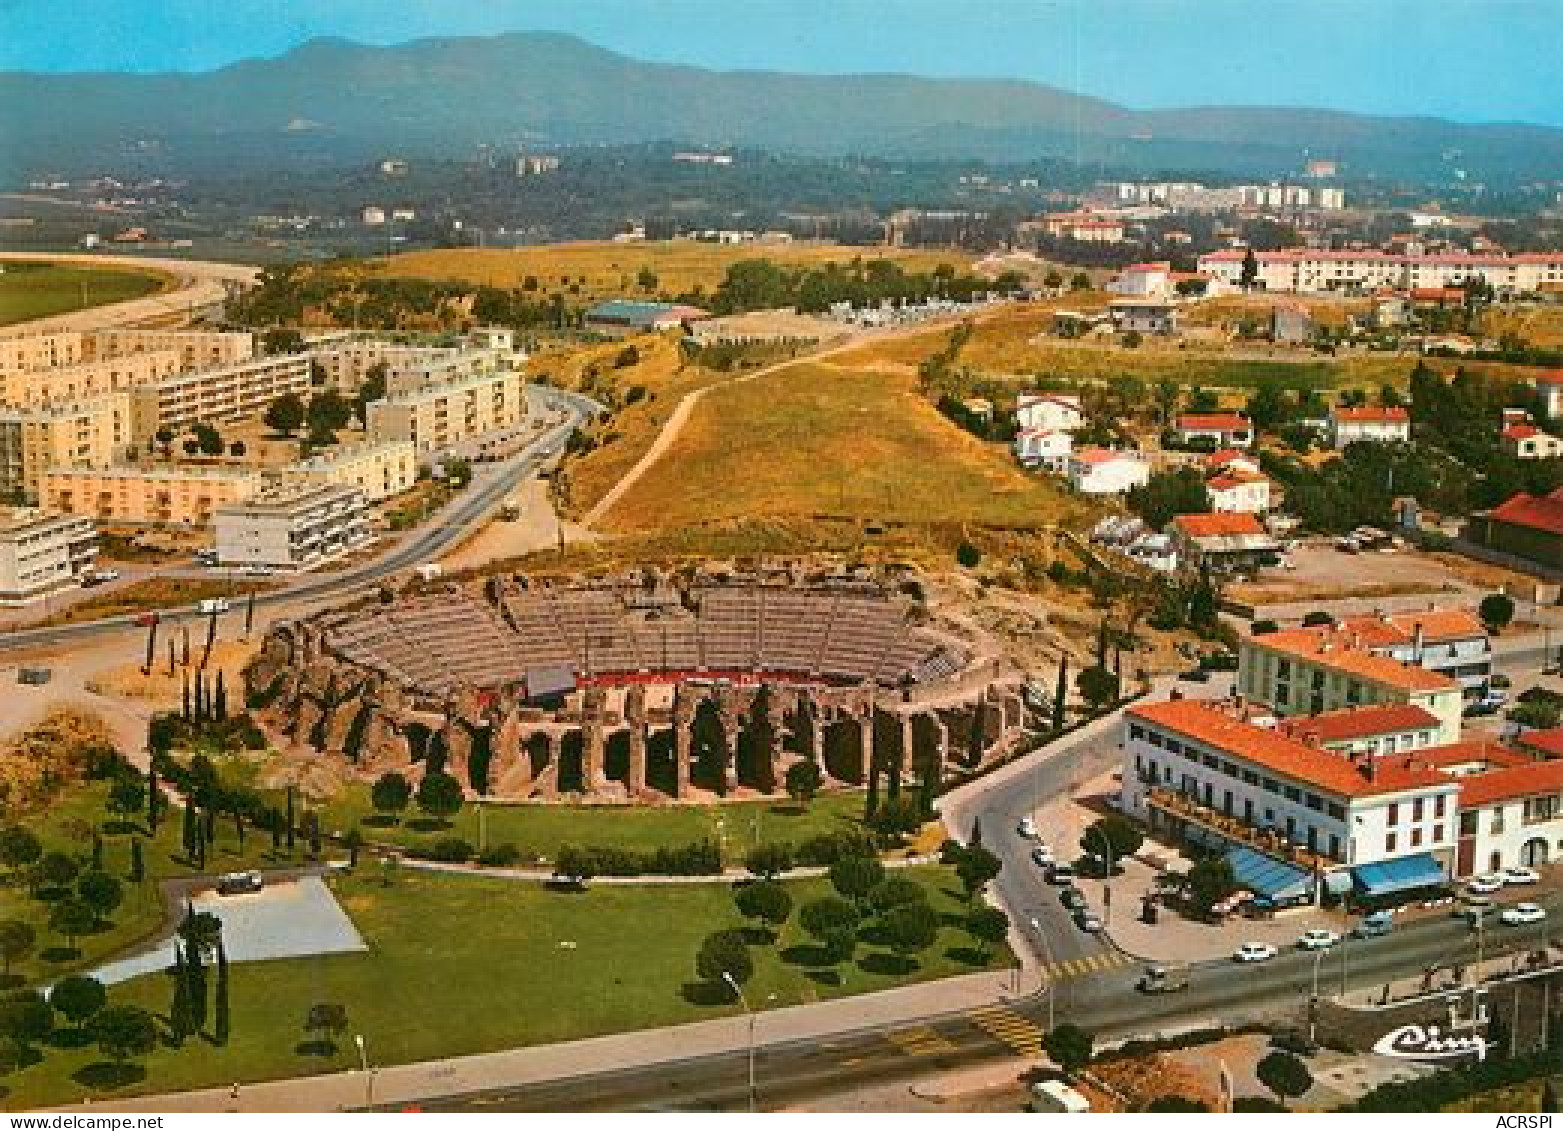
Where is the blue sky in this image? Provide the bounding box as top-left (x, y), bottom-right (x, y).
top-left (3, 0), bottom-right (1560, 126)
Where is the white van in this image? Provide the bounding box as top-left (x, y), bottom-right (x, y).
top-left (197, 598), bottom-right (230, 616)
top-left (1030, 1080), bottom-right (1091, 1113)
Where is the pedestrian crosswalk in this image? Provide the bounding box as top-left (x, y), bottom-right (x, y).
top-left (1038, 950), bottom-right (1135, 982)
top-left (885, 1024), bottom-right (957, 1057)
top-left (968, 1005), bottom-right (1044, 1058)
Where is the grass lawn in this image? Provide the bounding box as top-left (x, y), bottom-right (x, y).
top-left (1, 863), bottom-right (1007, 1108)
top-left (597, 358), bottom-right (1085, 533)
top-left (376, 242), bottom-right (972, 305)
top-left (319, 788), bottom-right (875, 863)
top-left (0, 781), bottom-right (315, 989)
top-left (0, 259), bottom-right (170, 326)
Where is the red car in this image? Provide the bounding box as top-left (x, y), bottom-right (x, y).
top-left (132, 612), bottom-right (159, 628)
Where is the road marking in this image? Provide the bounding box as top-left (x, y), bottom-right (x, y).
top-left (969, 1006), bottom-right (1044, 1057)
top-left (885, 1025), bottom-right (957, 1057)
top-left (1043, 952), bottom-right (1133, 980)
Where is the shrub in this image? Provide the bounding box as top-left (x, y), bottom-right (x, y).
top-left (956, 541), bottom-right (981, 569)
top-left (417, 837), bottom-right (474, 863)
top-left (478, 843), bottom-right (522, 868)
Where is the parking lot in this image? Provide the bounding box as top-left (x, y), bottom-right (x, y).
top-left (1228, 541), bottom-right (1485, 620)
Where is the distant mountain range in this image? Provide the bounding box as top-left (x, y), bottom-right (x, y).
top-left (5, 31), bottom-right (1563, 182)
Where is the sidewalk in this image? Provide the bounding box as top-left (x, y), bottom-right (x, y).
top-left (61, 967), bottom-right (1019, 1113)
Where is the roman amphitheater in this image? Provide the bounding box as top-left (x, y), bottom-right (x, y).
top-left (244, 568), bottom-right (1029, 803)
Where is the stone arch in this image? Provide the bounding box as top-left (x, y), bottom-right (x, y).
top-left (690, 697), bottom-right (728, 795)
top-left (604, 730), bottom-right (632, 787)
top-left (557, 731), bottom-right (585, 795)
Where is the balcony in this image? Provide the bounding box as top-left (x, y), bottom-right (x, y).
top-left (1147, 787), bottom-right (1338, 872)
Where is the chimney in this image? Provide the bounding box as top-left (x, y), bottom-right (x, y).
top-left (1413, 621), bottom-right (1425, 664)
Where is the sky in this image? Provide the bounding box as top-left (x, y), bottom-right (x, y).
top-left (2, 0), bottom-right (1561, 126)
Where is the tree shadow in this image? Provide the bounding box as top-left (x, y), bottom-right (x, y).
top-left (295, 1038), bottom-right (339, 1058)
top-left (41, 946), bottom-right (81, 963)
top-left (945, 945), bottom-right (989, 967)
top-left (739, 926), bottom-right (776, 947)
top-left (407, 817), bottom-right (451, 833)
top-left (858, 922), bottom-right (891, 947)
top-left (767, 803), bottom-right (808, 818)
top-left (859, 952), bottom-right (918, 976)
top-left (362, 815), bottom-right (399, 829)
top-left (0, 973), bottom-right (24, 990)
top-left (679, 980), bottom-right (735, 1007)
top-left (49, 1028), bottom-right (95, 1050)
top-left (780, 943), bottom-right (834, 967)
top-left (73, 1062), bottom-right (146, 1090)
top-left (35, 885), bottom-right (71, 903)
top-left (101, 819), bottom-right (143, 836)
top-left (804, 968), bottom-right (842, 987)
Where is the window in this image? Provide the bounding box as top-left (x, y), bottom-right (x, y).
top-left (1149, 732), bottom-right (1165, 748)
top-left (1327, 802), bottom-right (1346, 820)
top-left (1167, 739), bottom-right (1184, 756)
top-left (1284, 785), bottom-right (1302, 803)
top-left (1433, 824), bottom-right (1444, 844)
top-left (1262, 777), bottom-right (1280, 794)
top-left (1385, 832), bottom-right (1398, 853)
top-left (1129, 725), bottom-right (1145, 742)
top-left (1434, 795), bottom-right (1446, 819)
top-left (1460, 812), bottom-right (1478, 836)
top-left (1243, 770), bottom-right (1259, 786)
top-left (1221, 760), bottom-right (1238, 778)
top-left (1411, 828), bottom-right (1423, 848)
top-left (1388, 803), bottom-right (1399, 826)
top-left (1306, 793), bottom-right (1324, 812)
top-left (1412, 798), bottom-right (1424, 822)
top-left (1202, 753), bottom-right (1220, 770)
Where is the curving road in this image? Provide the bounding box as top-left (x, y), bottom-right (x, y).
top-left (0, 251), bottom-right (260, 334)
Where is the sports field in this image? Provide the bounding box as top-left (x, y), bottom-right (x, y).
top-left (0, 259), bottom-right (170, 326)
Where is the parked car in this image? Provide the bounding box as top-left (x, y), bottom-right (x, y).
top-left (1059, 887), bottom-right (1087, 911)
top-left (1502, 865), bottom-right (1541, 885)
top-left (1138, 963), bottom-right (1190, 994)
top-left (1297, 929), bottom-right (1340, 950)
top-left (1030, 845), bottom-right (1055, 868)
top-left (91, 568), bottom-right (121, 583)
top-left (216, 870), bottom-right (263, 896)
top-left (1179, 668), bottom-right (1212, 683)
top-left (239, 564), bottom-right (275, 577)
top-left (1234, 941), bottom-right (1279, 963)
top-left (1489, 674), bottom-right (1513, 690)
top-left (1074, 910), bottom-right (1104, 933)
top-left (1500, 903), bottom-right (1548, 927)
top-left (1467, 874), bottom-right (1505, 895)
top-left (1016, 816), bottom-right (1039, 840)
top-left (1353, 911), bottom-right (1395, 938)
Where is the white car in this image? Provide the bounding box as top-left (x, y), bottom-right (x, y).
top-left (1234, 941), bottom-right (1279, 963)
top-left (1297, 929), bottom-right (1340, 950)
top-left (1016, 817), bottom-right (1039, 840)
top-left (1467, 874), bottom-right (1505, 895)
top-left (1502, 866), bottom-right (1541, 886)
top-left (1500, 903), bottom-right (1548, 926)
top-left (1030, 845), bottom-right (1055, 867)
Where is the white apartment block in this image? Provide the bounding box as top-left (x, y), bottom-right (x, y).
top-left (129, 354), bottom-right (312, 437)
top-left (312, 339), bottom-right (519, 394)
top-left (85, 329), bottom-right (254, 372)
top-left (215, 483), bottom-right (371, 571)
top-left (1330, 406), bottom-right (1412, 449)
top-left (366, 368), bottom-right (529, 454)
top-left (0, 393), bottom-right (136, 499)
top-left (384, 348), bottom-right (516, 396)
top-left (282, 440), bottom-right (418, 502)
top-left (1066, 448), bottom-right (1150, 494)
top-left (0, 507), bottom-right (97, 605)
top-left (1, 350), bottom-right (182, 409)
top-left (1206, 472), bottom-right (1271, 514)
top-left (1199, 249), bottom-right (1563, 295)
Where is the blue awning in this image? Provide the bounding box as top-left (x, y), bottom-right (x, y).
top-left (1352, 852), bottom-right (1448, 897)
top-left (1226, 846), bottom-right (1313, 900)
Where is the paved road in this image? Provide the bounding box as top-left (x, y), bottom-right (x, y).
top-left (0, 251), bottom-right (259, 334)
top-left (0, 387), bottom-right (601, 656)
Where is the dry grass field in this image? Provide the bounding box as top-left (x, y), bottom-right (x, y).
top-left (377, 241), bottom-right (974, 302)
top-left (596, 356), bottom-right (1085, 533)
top-left (1482, 304), bottom-right (1563, 348)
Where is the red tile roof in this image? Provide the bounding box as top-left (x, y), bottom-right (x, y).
top-left (1339, 609), bottom-right (1487, 645)
top-left (1487, 489), bottom-right (1563, 537)
top-left (1171, 513), bottom-right (1265, 538)
top-left (1332, 406), bottom-right (1410, 424)
top-left (1207, 448), bottom-right (1258, 469)
top-left (1246, 627), bottom-right (1459, 693)
top-left (1177, 413), bottom-right (1251, 432)
top-left (1503, 424), bottom-right (1541, 441)
top-left (1208, 473), bottom-right (1267, 492)
top-left (1457, 758), bottom-right (1563, 808)
top-left (1515, 727), bottom-right (1563, 759)
top-left (1074, 447), bottom-right (1137, 466)
top-left (1128, 699), bottom-right (1457, 799)
top-left (1278, 704), bottom-right (1442, 744)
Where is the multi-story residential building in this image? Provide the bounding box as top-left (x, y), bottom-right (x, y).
top-left (1108, 262), bottom-right (1173, 298)
top-left (1040, 212), bottom-right (1126, 243)
top-left (1454, 759), bottom-right (1563, 873)
top-left (0, 393), bottom-right (136, 499)
top-left (1176, 413), bottom-right (1253, 448)
top-left (214, 483), bottom-right (371, 571)
top-left (0, 507), bottom-right (97, 605)
top-left (1237, 625), bottom-right (1466, 741)
top-left (1206, 470), bottom-right (1271, 514)
top-left (129, 354), bottom-right (312, 437)
top-left (1120, 698), bottom-right (1460, 901)
top-left (281, 440), bottom-right (418, 502)
top-left (1014, 393), bottom-right (1084, 433)
top-left (384, 349), bottom-right (516, 397)
top-left (85, 329), bottom-right (253, 372)
top-left (1198, 249), bottom-right (1563, 295)
top-left (0, 332), bottom-right (85, 375)
top-left (1012, 428), bottom-right (1073, 470)
top-left (1326, 609), bottom-right (1494, 701)
top-left (1, 350), bottom-right (182, 408)
top-left (366, 368), bottom-right (529, 454)
top-left (1066, 448), bottom-right (1150, 494)
top-left (1275, 703), bottom-right (1446, 757)
top-left (1330, 406), bottom-right (1411, 449)
top-left (42, 465), bottom-right (264, 526)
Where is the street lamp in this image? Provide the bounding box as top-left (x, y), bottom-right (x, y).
top-left (353, 1033), bottom-right (376, 1109)
top-left (1084, 825), bottom-right (1115, 925)
top-left (720, 972), bottom-right (757, 1113)
top-left (1307, 948), bottom-right (1325, 1046)
top-left (1028, 915), bottom-right (1056, 1030)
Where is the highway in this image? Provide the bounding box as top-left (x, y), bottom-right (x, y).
top-left (0, 385), bottom-right (601, 656)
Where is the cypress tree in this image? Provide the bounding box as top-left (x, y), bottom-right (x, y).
top-left (270, 810), bottom-right (282, 853)
top-left (1052, 655), bottom-right (1069, 732)
top-left (234, 810), bottom-right (245, 852)
top-left (214, 670), bottom-right (228, 722)
top-left (182, 801), bottom-right (197, 861)
top-left (169, 942), bottom-right (192, 1043)
top-left (129, 837), bottom-right (144, 884)
top-left (1096, 617), bottom-right (1108, 669)
top-left (286, 788), bottom-right (296, 851)
top-left (147, 766), bottom-right (161, 830)
top-left (181, 674), bottom-right (191, 722)
top-left (91, 832), bottom-right (103, 872)
top-left (918, 755), bottom-right (939, 820)
top-left (214, 938), bottom-right (230, 1045)
top-left (187, 938), bottom-right (208, 1032)
top-left (204, 805), bottom-right (216, 844)
top-left (864, 764), bottom-right (879, 819)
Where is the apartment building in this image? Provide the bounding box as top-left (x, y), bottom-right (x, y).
top-left (281, 440), bottom-right (418, 502)
top-left (214, 483), bottom-right (371, 570)
top-left (1198, 249), bottom-right (1563, 295)
top-left (366, 368), bottom-right (529, 454)
top-left (0, 393), bottom-right (136, 499)
top-left (312, 339), bottom-right (518, 393)
top-left (1330, 406), bottom-right (1412, 449)
top-left (1237, 625), bottom-right (1466, 741)
top-left (85, 329), bottom-right (253, 371)
top-left (42, 465), bottom-right (263, 526)
top-left (0, 507), bottom-right (97, 605)
top-left (2, 350), bottom-right (182, 409)
top-left (129, 354), bottom-right (312, 437)
top-left (385, 349), bottom-right (515, 396)
top-left (0, 332), bottom-right (84, 375)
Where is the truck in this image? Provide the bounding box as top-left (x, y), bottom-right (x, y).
top-left (414, 563), bottom-right (443, 582)
top-left (1030, 1080), bottom-right (1091, 1113)
top-left (1137, 962), bottom-right (1190, 994)
top-left (197, 598), bottom-right (230, 616)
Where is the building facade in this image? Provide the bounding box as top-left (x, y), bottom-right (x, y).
top-left (281, 441), bottom-right (418, 502)
top-left (1198, 249), bottom-right (1563, 295)
top-left (129, 354), bottom-right (312, 436)
top-left (0, 332), bottom-right (84, 375)
top-left (42, 465), bottom-right (263, 526)
top-left (1066, 449), bottom-right (1150, 494)
top-left (0, 507), bottom-right (97, 605)
top-left (1330, 406), bottom-right (1412, 449)
top-left (0, 393), bottom-right (137, 499)
top-left (214, 484), bottom-right (371, 571)
top-left (85, 329), bottom-right (254, 371)
top-left (366, 368), bottom-right (530, 454)
top-left (1, 350), bottom-right (182, 409)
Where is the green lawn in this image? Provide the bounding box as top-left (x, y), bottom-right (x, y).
top-left (1, 863), bottom-right (1007, 1108)
top-left (0, 260), bottom-right (169, 326)
top-left (0, 780), bottom-right (313, 988)
top-left (318, 787), bottom-right (874, 862)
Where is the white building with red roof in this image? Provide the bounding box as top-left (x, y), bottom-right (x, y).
top-left (1501, 423), bottom-right (1563, 460)
top-left (1197, 248), bottom-right (1563, 295)
top-left (1329, 405), bottom-right (1411, 449)
top-left (1108, 261), bottom-right (1173, 299)
top-left (1012, 427), bottom-right (1073, 470)
top-left (1207, 448), bottom-right (1262, 477)
top-left (1065, 448), bottom-right (1149, 495)
top-left (1176, 412), bottom-right (1254, 448)
top-left (1206, 470), bottom-right (1271, 514)
top-left (1014, 392), bottom-right (1084, 434)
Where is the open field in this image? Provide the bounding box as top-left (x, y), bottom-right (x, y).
top-left (597, 357), bottom-right (1085, 533)
top-left (1481, 304), bottom-right (1563, 349)
top-left (0, 259), bottom-right (171, 326)
top-left (2, 863), bottom-right (1006, 1107)
top-left (320, 789), bottom-right (876, 862)
top-left (377, 241), bottom-right (974, 303)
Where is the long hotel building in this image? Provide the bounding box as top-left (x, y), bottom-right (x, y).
top-left (1198, 249), bottom-right (1563, 295)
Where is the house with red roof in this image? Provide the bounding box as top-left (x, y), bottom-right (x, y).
top-left (1329, 405), bottom-right (1410, 449)
top-left (1065, 448), bottom-right (1149, 495)
top-left (1014, 392), bottom-right (1084, 434)
top-left (1501, 423), bottom-right (1563, 460)
top-left (1167, 512), bottom-right (1279, 572)
top-left (1468, 487), bottom-right (1563, 572)
top-left (1012, 427), bottom-right (1073, 470)
top-left (1207, 470), bottom-right (1271, 515)
top-left (1176, 412), bottom-right (1253, 449)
